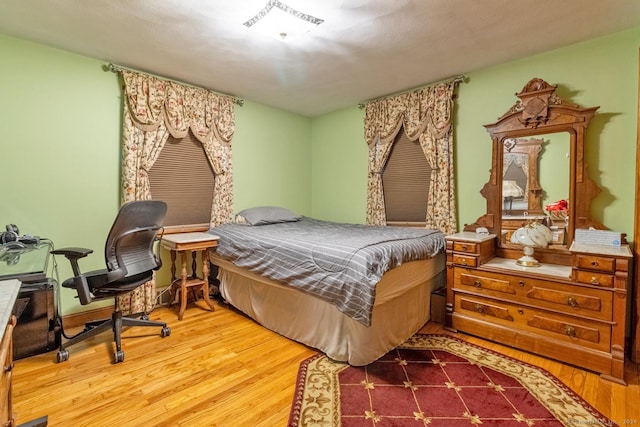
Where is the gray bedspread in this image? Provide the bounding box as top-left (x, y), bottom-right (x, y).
top-left (208, 217), bottom-right (445, 326)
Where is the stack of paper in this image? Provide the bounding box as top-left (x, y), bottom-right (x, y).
top-left (574, 229), bottom-right (622, 246)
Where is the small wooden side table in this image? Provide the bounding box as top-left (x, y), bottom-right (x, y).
top-left (161, 232), bottom-right (220, 320)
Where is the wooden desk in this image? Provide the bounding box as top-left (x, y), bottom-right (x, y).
top-left (161, 232), bottom-right (219, 320)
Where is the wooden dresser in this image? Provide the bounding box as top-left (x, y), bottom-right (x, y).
top-left (446, 232), bottom-right (632, 384)
top-left (1, 315), bottom-right (16, 426)
top-left (1, 279), bottom-right (20, 426)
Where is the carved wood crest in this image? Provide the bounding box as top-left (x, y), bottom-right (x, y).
top-left (500, 78), bottom-right (579, 129)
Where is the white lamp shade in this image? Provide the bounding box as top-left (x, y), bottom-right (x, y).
top-left (510, 221), bottom-right (552, 248)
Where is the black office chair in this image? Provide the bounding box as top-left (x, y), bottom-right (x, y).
top-left (51, 200), bottom-right (171, 363)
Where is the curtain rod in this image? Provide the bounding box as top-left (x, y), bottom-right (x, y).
top-left (357, 75), bottom-right (467, 109)
top-left (105, 63), bottom-right (245, 107)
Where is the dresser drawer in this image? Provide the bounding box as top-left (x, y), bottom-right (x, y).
top-left (452, 254), bottom-right (478, 267)
top-left (454, 294), bottom-right (610, 351)
top-left (458, 271), bottom-right (515, 295)
top-left (574, 254), bottom-right (615, 272)
top-left (574, 270), bottom-right (614, 288)
top-left (527, 315), bottom-right (602, 344)
top-left (453, 268), bottom-right (613, 321)
top-left (453, 241), bottom-right (477, 254)
top-left (459, 297), bottom-right (513, 321)
top-left (526, 287), bottom-right (607, 316)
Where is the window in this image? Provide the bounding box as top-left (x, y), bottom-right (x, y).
top-left (147, 131), bottom-right (215, 231)
top-left (381, 128), bottom-right (432, 226)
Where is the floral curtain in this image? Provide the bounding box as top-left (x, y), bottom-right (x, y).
top-left (364, 78), bottom-right (460, 233)
top-left (117, 69), bottom-right (236, 314)
top-left (503, 153), bottom-right (529, 194)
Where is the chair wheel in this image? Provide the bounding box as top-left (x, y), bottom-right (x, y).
top-left (141, 314), bottom-right (150, 321)
top-left (161, 326), bottom-right (171, 337)
top-left (114, 350), bottom-right (125, 363)
top-left (56, 349), bottom-right (69, 363)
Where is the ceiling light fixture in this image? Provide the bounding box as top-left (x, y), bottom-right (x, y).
top-left (243, 0), bottom-right (324, 40)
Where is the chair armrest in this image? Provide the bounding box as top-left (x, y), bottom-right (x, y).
top-left (51, 247), bottom-right (94, 258)
top-left (51, 247), bottom-right (94, 277)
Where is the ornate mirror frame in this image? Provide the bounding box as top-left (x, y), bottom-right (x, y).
top-left (465, 78), bottom-right (604, 263)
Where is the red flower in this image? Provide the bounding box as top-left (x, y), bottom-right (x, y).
top-left (545, 199), bottom-right (568, 212)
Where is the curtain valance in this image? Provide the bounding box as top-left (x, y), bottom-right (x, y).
top-left (364, 79), bottom-right (457, 146)
top-left (122, 70), bottom-right (235, 145)
top-left (120, 69), bottom-right (235, 220)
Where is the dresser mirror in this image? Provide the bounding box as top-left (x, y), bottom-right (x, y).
top-left (465, 78), bottom-right (604, 263)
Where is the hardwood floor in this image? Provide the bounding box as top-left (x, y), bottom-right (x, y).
top-left (11, 300), bottom-right (640, 426)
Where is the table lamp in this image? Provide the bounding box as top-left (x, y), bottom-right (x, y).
top-left (510, 220), bottom-right (552, 267)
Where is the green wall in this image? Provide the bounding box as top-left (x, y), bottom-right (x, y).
top-left (233, 101), bottom-right (312, 215)
top-left (0, 35), bottom-right (123, 315)
top-left (311, 27), bottom-right (640, 239)
top-left (310, 106), bottom-right (367, 223)
top-left (1, 26), bottom-right (639, 315)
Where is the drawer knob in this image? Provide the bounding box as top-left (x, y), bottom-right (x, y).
top-left (564, 325), bottom-right (576, 338)
top-left (461, 259), bottom-right (467, 265)
top-left (567, 297), bottom-right (578, 307)
top-left (461, 245), bottom-right (468, 251)
top-left (590, 277), bottom-right (600, 285)
top-left (591, 261), bottom-right (599, 267)
top-left (518, 280), bottom-right (525, 287)
top-left (475, 304), bottom-right (485, 314)
top-left (517, 308), bottom-right (524, 315)
top-left (474, 280), bottom-right (482, 288)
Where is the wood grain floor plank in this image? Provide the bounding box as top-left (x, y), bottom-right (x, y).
top-left (10, 301), bottom-right (639, 426)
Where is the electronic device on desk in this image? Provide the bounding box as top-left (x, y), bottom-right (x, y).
top-left (0, 223), bottom-right (40, 246)
top-left (0, 224), bottom-right (41, 264)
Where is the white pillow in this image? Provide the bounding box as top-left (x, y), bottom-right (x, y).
top-left (234, 206), bottom-right (301, 226)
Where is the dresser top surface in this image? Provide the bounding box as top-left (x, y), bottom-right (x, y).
top-left (446, 232), bottom-right (496, 243)
top-left (483, 257), bottom-right (572, 279)
top-left (569, 242), bottom-right (632, 257)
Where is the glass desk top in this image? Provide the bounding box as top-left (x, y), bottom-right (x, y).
top-left (0, 242), bottom-right (51, 283)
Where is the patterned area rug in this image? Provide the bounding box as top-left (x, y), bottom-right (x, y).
top-left (288, 334), bottom-right (614, 426)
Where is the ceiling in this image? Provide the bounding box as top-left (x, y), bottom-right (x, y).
top-left (1, 0), bottom-right (640, 117)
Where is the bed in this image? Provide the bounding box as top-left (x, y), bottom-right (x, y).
top-left (208, 207), bottom-right (446, 366)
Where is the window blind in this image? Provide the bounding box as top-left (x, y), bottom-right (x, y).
top-left (382, 129), bottom-right (431, 223)
top-left (148, 131), bottom-right (215, 228)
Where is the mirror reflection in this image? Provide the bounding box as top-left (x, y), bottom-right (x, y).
top-left (501, 138), bottom-right (543, 215)
top-left (501, 133), bottom-right (569, 248)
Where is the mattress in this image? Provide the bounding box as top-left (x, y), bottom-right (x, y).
top-left (211, 252), bottom-right (445, 365)
top-left (208, 217), bottom-right (445, 326)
